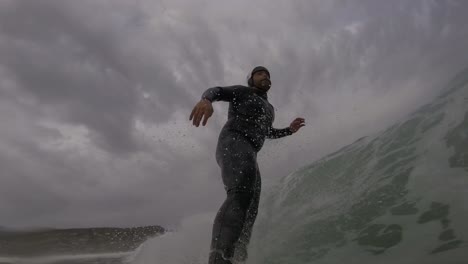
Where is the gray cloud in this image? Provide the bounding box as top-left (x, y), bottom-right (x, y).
top-left (0, 0), bottom-right (467, 228)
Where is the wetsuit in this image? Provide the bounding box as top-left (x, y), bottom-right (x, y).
top-left (202, 85), bottom-right (292, 264)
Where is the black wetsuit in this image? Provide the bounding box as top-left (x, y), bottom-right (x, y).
top-left (202, 85), bottom-right (292, 264)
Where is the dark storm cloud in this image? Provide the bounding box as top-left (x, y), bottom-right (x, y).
top-left (0, 0), bottom-right (467, 228)
top-left (269, 0), bottom-right (468, 101)
top-left (0, 0), bottom-right (224, 154)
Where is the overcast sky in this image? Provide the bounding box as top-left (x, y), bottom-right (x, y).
top-left (1, 0), bottom-right (467, 229)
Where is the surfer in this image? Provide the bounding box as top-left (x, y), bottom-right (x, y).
top-left (190, 66), bottom-right (305, 264)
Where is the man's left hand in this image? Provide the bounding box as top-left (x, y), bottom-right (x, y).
top-left (289, 117), bottom-right (305, 133)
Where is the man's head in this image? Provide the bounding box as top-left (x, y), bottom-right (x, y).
top-left (247, 66), bottom-right (271, 92)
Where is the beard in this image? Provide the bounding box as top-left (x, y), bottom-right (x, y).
top-left (257, 79), bottom-right (271, 91)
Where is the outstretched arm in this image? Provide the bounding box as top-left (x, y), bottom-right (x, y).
top-left (266, 127), bottom-right (293, 139)
top-left (190, 85), bottom-right (244, 127)
top-left (201, 85), bottom-right (243, 102)
top-left (266, 117), bottom-right (305, 138)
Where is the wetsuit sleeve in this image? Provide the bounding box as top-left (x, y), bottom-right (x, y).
top-left (266, 127), bottom-right (293, 139)
top-left (201, 85), bottom-right (241, 102)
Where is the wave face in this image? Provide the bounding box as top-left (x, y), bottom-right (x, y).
top-left (247, 68), bottom-right (468, 264)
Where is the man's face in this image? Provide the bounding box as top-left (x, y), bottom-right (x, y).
top-left (252, 70), bottom-right (271, 91)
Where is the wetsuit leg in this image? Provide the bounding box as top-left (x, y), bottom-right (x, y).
top-left (209, 134), bottom-right (259, 264)
top-left (233, 163), bottom-right (261, 262)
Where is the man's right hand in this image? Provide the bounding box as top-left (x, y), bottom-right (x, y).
top-left (189, 99), bottom-right (214, 127)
